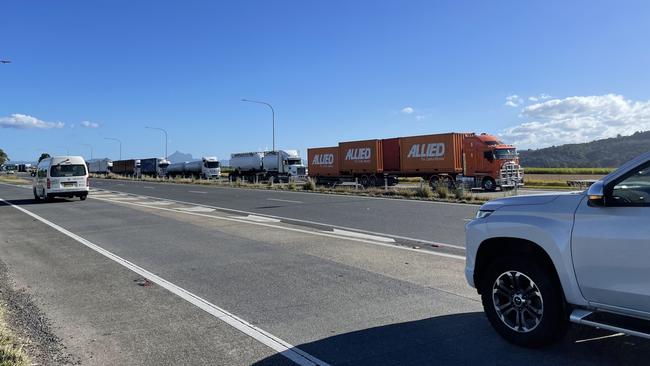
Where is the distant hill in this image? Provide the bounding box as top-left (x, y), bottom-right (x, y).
top-left (519, 131), bottom-right (650, 168)
top-left (168, 151), bottom-right (194, 164)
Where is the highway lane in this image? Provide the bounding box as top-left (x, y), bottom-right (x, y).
top-left (92, 178), bottom-right (477, 247)
top-left (1, 182), bottom-right (648, 365)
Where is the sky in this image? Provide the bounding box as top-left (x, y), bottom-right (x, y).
top-left (1, 0), bottom-right (650, 162)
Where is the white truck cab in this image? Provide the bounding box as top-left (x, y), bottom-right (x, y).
top-left (466, 151), bottom-right (650, 347)
top-left (33, 156), bottom-right (90, 201)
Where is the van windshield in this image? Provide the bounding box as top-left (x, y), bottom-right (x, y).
top-left (50, 164), bottom-right (87, 177)
top-left (206, 161), bottom-right (220, 168)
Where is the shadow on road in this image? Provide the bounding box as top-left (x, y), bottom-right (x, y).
top-left (0, 198), bottom-right (78, 207)
top-left (254, 312), bottom-right (649, 366)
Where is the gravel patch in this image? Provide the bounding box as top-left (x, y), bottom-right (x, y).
top-left (0, 259), bottom-right (79, 365)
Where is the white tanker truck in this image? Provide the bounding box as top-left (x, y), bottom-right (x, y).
top-left (166, 156), bottom-right (221, 179)
top-left (229, 150), bottom-right (306, 182)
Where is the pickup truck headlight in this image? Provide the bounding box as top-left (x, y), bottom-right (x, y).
top-left (475, 209), bottom-right (494, 219)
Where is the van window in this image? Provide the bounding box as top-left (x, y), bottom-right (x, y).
top-left (50, 164), bottom-right (87, 177)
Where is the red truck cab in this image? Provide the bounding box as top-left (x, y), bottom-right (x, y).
top-left (462, 133), bottom-right (523, 191)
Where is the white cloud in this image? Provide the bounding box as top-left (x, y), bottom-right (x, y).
top-left (401, 106), bottom-right (414, 114)
top-left (81, 120), bottom-right (100, 128)
top-left (500, 94), bottom-right (650, 149)
top-left (0, 114), bottom-right (64, 129)
top-left (505, 94), bottom-right (523, 107)
top-left (528, 93), bottom-right (551, 103)
top-left (415, 114), bottom-right (431, 121)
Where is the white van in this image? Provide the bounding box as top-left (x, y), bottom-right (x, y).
top-left (33, 156), bottom-right (90, 201)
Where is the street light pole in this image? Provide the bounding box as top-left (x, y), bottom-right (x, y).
top-left (82, 143), bottom-right (93, 160)
top-left (241, 99), bottom-right (282, 179)
top-left (145, 126), bottom-right (168, 160)
top-left (241, 99), bottom-right (275, 152)
top-left (104, 138), bottom-right (122, 160)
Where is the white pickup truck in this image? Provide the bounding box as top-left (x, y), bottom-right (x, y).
top-left (466, 151), bottom-right (650, 347)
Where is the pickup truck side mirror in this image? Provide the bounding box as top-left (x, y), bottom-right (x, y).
top-left (587, 180), bottom-right (605, 207)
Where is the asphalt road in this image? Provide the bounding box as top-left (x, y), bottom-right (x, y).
top-left (90, 178), bottom-right (477, 248)
top-left (0, 182), bottom-right (648, 365)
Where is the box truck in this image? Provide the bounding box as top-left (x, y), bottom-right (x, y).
top-left (230, 150), bottom-right (306, 182)
top-left (87, 159), bottom-right (113, 174)
top-left (167, 156), bottom-right (221, 179)
top-left (308, 133), bottom-right (523, 191)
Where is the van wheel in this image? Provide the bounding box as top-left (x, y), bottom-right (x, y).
top-left (480, 256), bottom-right (568, 348)
top-left (80, 195), bottom-right (87, 201)
top-left (45, 194), bottom-right (54, 202)
top-left (33, 187), bottom-right (41, 201)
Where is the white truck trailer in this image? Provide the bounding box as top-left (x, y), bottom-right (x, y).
top-left (167, 156), bottom-right (221, 179)
top-left (230, 150), bottom-right (306, 182)
top-left (87, 158), bottom-right (113, 174)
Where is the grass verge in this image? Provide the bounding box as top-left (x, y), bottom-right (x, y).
top-left (524, 167), bottom-right (614, 174)
top-left (0, 176), bottom-right (29, 185)
top-left (0, 306), bottom-right (30, 366)
top-left (94, 174), bottom-right (488, 204)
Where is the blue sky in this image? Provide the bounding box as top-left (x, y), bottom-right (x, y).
top-left (2, 1), bottom-right (650, 161)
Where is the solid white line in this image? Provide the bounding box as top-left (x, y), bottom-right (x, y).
top-left (0, 198), bottom-right (329, 366)
top-left (267, 198), bottom-right (303, 204)
top-left (91, 196), bottom-right (466, 260)
top-left (331, 229), bottom-right (395, 243)
top-left (91, 188), bottom-right (467, 251)
top-left (188, 190), bottom-right (207, 194)
top-left (177, 206), bottom-right (216, 213)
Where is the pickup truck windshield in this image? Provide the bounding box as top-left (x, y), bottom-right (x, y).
top-left (50, 164), bottom-right (87, 177)
top-left (205, 161), bottom-right (220, 168)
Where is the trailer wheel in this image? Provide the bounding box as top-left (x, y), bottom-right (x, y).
top-left (482, 177), bottom-right (497, 191)
top-left (444, 176), bottom-right (456, 189)
top-left (360, 175), bottom-right (369, 187)
top-left (369, 175), bottom-right (377, 187)
top-left (428, 176), bottom-right (439, 188)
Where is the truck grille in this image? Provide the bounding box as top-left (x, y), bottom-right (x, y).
top-left (499, 163), bottom-right (524, 186)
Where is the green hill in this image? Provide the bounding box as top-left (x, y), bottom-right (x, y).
top-left (518, 131), bottom-right (650, 168)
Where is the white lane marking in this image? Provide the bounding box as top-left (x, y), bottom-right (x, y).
top-left (142, 201), bottom-right (175, 206)
top-left (94, 187), bottom-right (468, 251)
top-left (188, 190), bottom-right (207, 194)
top-left (267, 198), bottom-right (302, 204)
top-left (177, 206), bottom-right (216, 213)
top-left (331, 229), bottom-right (395, 243)
top-left (0, 198), bottom-right (329, 366)
top-left (91, 196), bottom-right (465, 260)
top-left (239, 215), bottom-right (281, 223)
top-left (142, 186), bottom-right (155, 189)
top-left (116, 183), bottom-right (124, 186)
top-left (104, 197), bottom-right (143, 201)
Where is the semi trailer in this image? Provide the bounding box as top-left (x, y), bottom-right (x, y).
top-left (111, 159), bottom-right (141, 176)
top-left (308, 132), bottom-right (523, 191)
top-left (229, 150), bottom-right (306, 182)
top-left (167, 156), bottom-right (221, 179)
top-left (87, 158), bottom-right (113, 174)
top-left (140, 158), bottom-right (170, 177)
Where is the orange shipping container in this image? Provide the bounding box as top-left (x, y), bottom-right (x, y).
top-left (399, 133), bottom-right (466, 174)
top-left (307, 147), bottom-right (340, 177)
top-left (338, 139), bottom-right (383, 174)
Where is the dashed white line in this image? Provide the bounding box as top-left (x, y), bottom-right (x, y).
top-left (177, 206), bottom-right (216, 213)
top-left (267, 198), bottom-right (302, 204)
top-left (142, 186), bottom-right (155, 189)
top-left (188, 190), bottom-right (207, 194)
top-left (0, 197), bottom-right (329, 366)
top-left (238, 215), bottom-right (281, 223)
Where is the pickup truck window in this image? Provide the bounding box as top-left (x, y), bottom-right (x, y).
top-left (611, 165), bottom-right (650, 206)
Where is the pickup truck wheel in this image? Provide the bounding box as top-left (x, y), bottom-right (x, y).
top-left (481, 256), bottom-right (567, 347)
